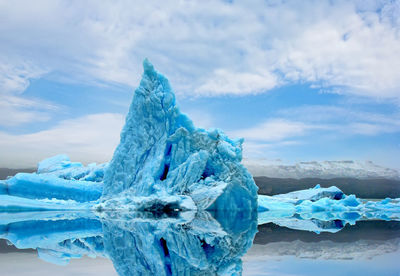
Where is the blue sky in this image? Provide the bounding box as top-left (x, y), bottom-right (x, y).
top-left (0, 0), bottom-right (399, 169)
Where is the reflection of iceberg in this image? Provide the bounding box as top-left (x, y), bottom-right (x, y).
top-left (0, 59), bottom-right (258, 213)
top-left (248, 220), bottom-right (400, 260)
top-left (0, 210), bottom-right (257, 275)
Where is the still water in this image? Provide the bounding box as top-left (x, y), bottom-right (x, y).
top-left (0, 211), bottom-right (399, 276)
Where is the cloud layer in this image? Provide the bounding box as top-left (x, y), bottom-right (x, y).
top-left (1, 0), bottom-right (399, 99)
top-left (0, 0), bottom-right (399, 168)
top-left (0, 113), bottom-right (124, 168)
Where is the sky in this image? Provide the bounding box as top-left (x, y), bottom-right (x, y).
top-left (0, 0), bottom-right (399, 169)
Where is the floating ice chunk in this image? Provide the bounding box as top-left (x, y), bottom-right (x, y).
top-left (37, 154), bottom-right (83, 174)
top-left (37, 155), bottom-right (108, 182)
top-left (44, 162), bottom-right (107, 182)
top-left (102, 59), bottom-right (258, 211)
top-left (272, 185), bottom-right (344, 203)
top-left (0, 195), bottom-right (91, 212)
top-left (258, 185), bottom-right (400, 227)
top-left (5, 173), bottom-right (102, 202)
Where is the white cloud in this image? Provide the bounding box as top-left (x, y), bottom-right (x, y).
top-left (230, 104), bottom-right (400, 160)
top-left (196, 69), bottom-right (278, 96)
top-left (0, 113), bottom-right (124, 168)
top-left (0, 58), bottom-right (53, 125)
top-left (0, 60), bottom-right (47, 94)
top-left (0, 0), bottom-right (399, 99)
top-left (230, 119), bottom-right (315, 142)
top-left (0, 94), bottom-right (59, 126)
top-left (276, 105), bottom-right (400, 136)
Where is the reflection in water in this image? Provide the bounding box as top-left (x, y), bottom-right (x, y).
top-left (1, 210), bottom-right (400, 275)
top-left (0, 210), bottom-right (257, 275)
top-left (251, 220), bottom-right (400, 260)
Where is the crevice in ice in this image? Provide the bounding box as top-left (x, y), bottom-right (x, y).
top-left (160, 164), bottom-right (170, 181)
top-left (334, 219), bottom-right (344, 228)
top-left (160, 238), bottom-right (170, 256)
top-left (159, 237), bottom-right (173, 275)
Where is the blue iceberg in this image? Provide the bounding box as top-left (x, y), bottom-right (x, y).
top-left (0, 59), bottom-right (258, 213)
top-left (257, 185), bottom-right (400, 232)
top-left (101, 59), bottom-right (257, 212)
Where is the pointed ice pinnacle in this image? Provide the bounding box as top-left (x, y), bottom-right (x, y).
top-left (101, 59), bottom-right (258, 211)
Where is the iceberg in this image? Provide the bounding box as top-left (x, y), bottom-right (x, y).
top-left (257, 185), bottom-right (400, 232)
top-left (0, 59), bottom-right (258, 213)
top-left (101, 59), bottom-right (258, 212)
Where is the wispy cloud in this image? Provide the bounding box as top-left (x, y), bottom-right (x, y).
top-left (276, 105), bottom-right (400, 136)
top-left (229, 104), bottom-right (400, 160)
top-left (0, 94), bottom-right (60, 126)
top-left (0, 0), bottom-right (399, 99)
top-left (230, 119), bottom-right (316, 142)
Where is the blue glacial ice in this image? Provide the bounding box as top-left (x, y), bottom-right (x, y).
top-left (257, 185), bottom-right (400, 233)
top-left (101, 59), bottom-right (258, 212)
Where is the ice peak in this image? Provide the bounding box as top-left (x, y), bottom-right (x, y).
top-left (101, 61), bottom-right (258, 211)
top-left (142, 58), bottom-right (156, 78)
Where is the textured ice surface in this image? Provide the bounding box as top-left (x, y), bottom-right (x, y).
top-left (37, 155), bottom-right (82, 174)
top-left (5, 173), bottom-right (102, 203)
top-left (38, 155), bottom-right (107, 182)
top-left (101, 59), bottom-right (258, 211)
top-left (0, 195), bottom-right (91, 211)
top-left (258, 185), bottom-right (400, 232)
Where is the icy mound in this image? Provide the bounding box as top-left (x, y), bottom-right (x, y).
top-left (37, 155), bottom-right (107, 182)
top-left (258, 185), bottom-right (400, 229)
top-left (0, 156), bottom-right (105, 211)
top-left (101, 59), bottom-right (258, 211)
